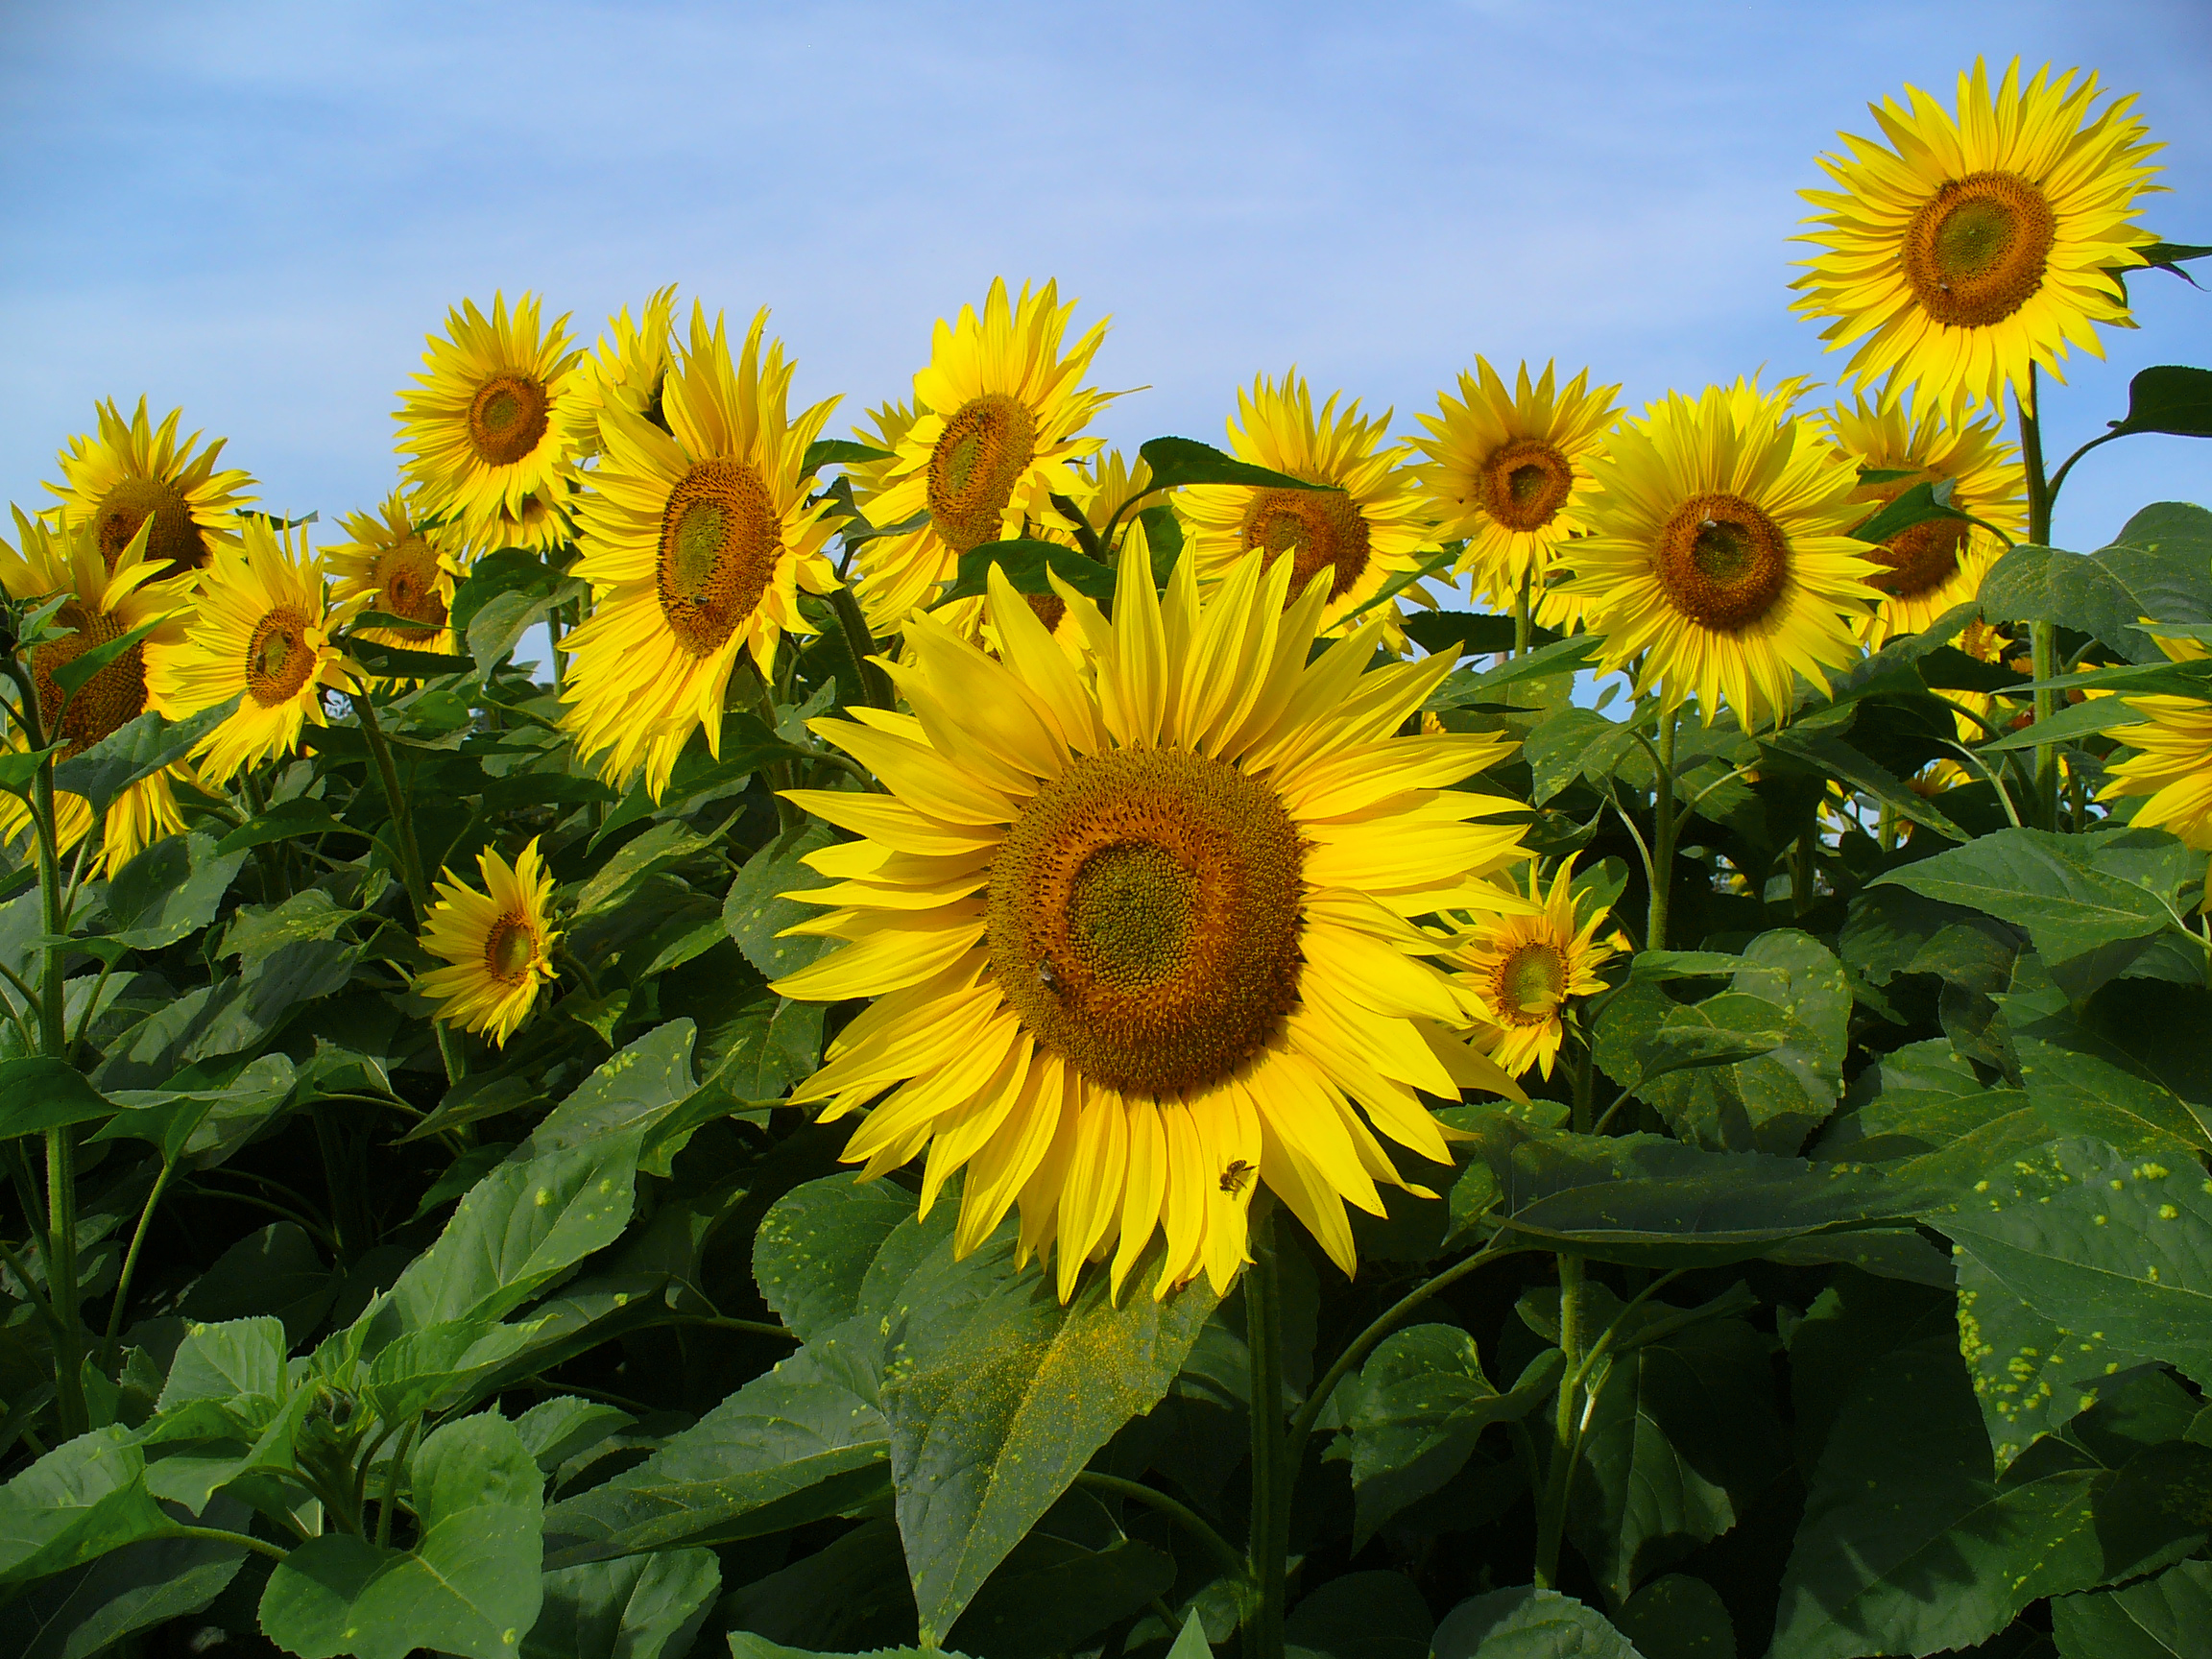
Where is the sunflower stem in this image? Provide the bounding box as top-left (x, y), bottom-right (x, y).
top-left (1514, 570), bottom-right (1532, 660)
top-left (1645, 709), bottom-right (1679, 952)
top-left (828, 584), bottom-right (895, 709)
top-left (1532, 1252), bottom-right (1586, 1589)
top-left (2017, 368), bottom-right (2062, 830)
top-left (1242, 1204), bottom-right (1287, 1659)
top-left (104, 1156), bottom-right (174, 1364)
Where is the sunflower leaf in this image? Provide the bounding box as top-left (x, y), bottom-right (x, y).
top-left (1133, 436), bottom-right (1338, 496)
top-left (1848, 477), bottom-right (1970, 546)
top-left (936, 539), bottom-right (1118, 610)
top-left (803, 439), bottom-right (893, 473)
top-left (2106, 364), bottom-right (2212, 440)
top-left (47, 616), bottom-right (168, 706)
top-left (53, 697), bottom-right (239, 817)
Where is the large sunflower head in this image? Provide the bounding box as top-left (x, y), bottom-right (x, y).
top-left (1446, 860), bottom-right (1619, 1083)
top-left (1564, 382), bottom-right (1884, 730)
top-left (326, 491), bottom-right (471, 657)
top-left (846, 279), bottom-right (1115, 637)
top-left (560, 285), bottom-right (680, 463)
top-left (395, 293), bottom-right (582, 551)
top-left (1792, 58), bottom-right (2163, 414)
top-left (1411, 359), bottom-right (1620, 611)
top-left (1179, 372), bottom-right (1437, 644)
top-left (771, 541), bottom-right (1533, 1303)
top-left (1820, 383), bottom-right (2026, 645)
top-left (147, 517), bottom-right (355, 785)
top-left (559, 305), bottom-right (841, 799)
top-left (0, 507), bottom-right (193, 872)
top-left (45, 397), bottom-right (256, 578)
top-left (417, 836), bottom-right (561, 1047)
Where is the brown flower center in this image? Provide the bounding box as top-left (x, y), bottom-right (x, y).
top-left (485, 912), bottom-right (539, 984)
top-left (1474, 437), bottom-right (1575, 534)
top-left (656, 459), bottom-right (782, 657)
top-left (1026, 591), bottom-right (1068, 634)
top-left (375, 536), bottom-right (450, 641)
top-left (1491, 941), bottom-right (1568, 1026)
top-left (1850, 469), bottom-right (1968, 601)
top-left (1240, 487), bottom-right (1370, 602)
top-left (94, 476), bottom-right (208, 576)
top-left (988, 747), bottom-right (1307, 1098)
top-left (928, 394), bottom-right (1038, 555)
top-left (1901, 170), bottom-right (2057, 329)
top-left (467, 373), bottom-right (553, 468)
top-left (1653, 493), bottom-right (1791, 631)
top-left (246, 607), bottom-right (317, 709)
top-left (31, 604), bottom-right (149, 757)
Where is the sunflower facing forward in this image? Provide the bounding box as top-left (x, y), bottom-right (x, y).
top-left (771, 544), bottom-right (1532, 1302)
top-left (1180, 373), bottom-right (1436, 641)
top-left (559, 306), bottom-right (840, 798)
top-left (395, 293), bottom-right (582, 551)
top-left (1448, 861), bottom-right (1620, 1082)
top-left (1792, 58), bottom-right (2162, 413)
top-left (418, 837), bottom-right (560, 1046)
top-left (45, 397), bottom-right (255, 578)
top-left (326, 491), bottom-right (470, 658)
top-left (1566, 382), bottom-right (1883, 729)
top-left (149, 517), bottom-right (356, 784)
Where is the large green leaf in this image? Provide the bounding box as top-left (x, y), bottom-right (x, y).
top-left (1283, 1570), bottom-right (1436, 1659)
top-left (876, 1228), bottom-right (1217, 1643)
top-left (936, 539), bottom-right (1118, 609)
top-left (1612, 1575), bottom-right (1736, 1659)
top-left (101, 832), bottom-right (248, 950)
top-left (514, 1020), bottom-right (698, 1156)
top-left (1977, 505), bottom-right (2212, 662)
top-left (2105, 366), bottom-right (2212, 439)
top-left (1431, 1586), bottom-right (1645, 1657)
top-left (0, 1495), bottom-right (252, 1659)
top-left (1134, 435), bottom-right (1337, 495)
top-left (52, 698), bottom-right (238, 817)
top-left (754, 1175), bottom-right (921, 1342)
top-left (523, 1549), bottom-right (721, 1659)
top-left (723, 820), bottom-right (841, 981)
top-left (947, 1534), bottom-right (1178, 1659)
top-left (0, 1428), bottom-right (170, 1584)
top-left (2051, 1559), bottom-right (2212, 1658)
top-left (257, 1411), bottom-right (544, 1659)
top-left (0, 1058), bottom-right (112, 1141)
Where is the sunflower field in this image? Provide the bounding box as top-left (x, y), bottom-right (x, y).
top-left (6, 55), bottom-right (2212, 1659)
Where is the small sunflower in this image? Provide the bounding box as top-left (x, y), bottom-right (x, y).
top-left (559, 306), bottom-right (840, 799)
top-left (1180, 373), bottom-right (1436, 642)
top-left (418, 837), bottom-right (560, 1047)
top-left (560, 285), bottom-right (680, 462)
top-left (395, 293), bottom-right (582, 551)
top-left (1411, 359), bottom-right (1620, 612)
top-left (1447, 860), bottom-right (1618, 1082)
top-left (45, 397), bottom-right (255, 578)
top-left (1822, 384), bottom-right (2026, 644)
top-left (982, 447), bottom-right (1160, 660)
top-left (326, 491), bottom-right (470, 658)
top-left (772, 542), bottom-right (1532, 1302)
top-left (0, 508), bottom-right (194, 873)
top-left (148, 517), bottom-right (355, 785)
top-left (2099, 697), bottom-right (2212, 854)
top-left (1792, 58), bottom-right (2162, 413)
top-left (847, 279), bottom-right (1114, 638)
top-left (1565, 382), bottom-right (1884, 730)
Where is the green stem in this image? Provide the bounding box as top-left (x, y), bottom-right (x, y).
top-left (1242, 1206), bottom-right (1286, 1659)
top-left (1532, 1254), bottom-right (1587, 1589)
top-left (377, 1414), bottom-right (421, 1549)
top-left (1514, 569), bottom-right (1532, 660)
top-left (828, 584), bottom-right (895, 709)
top-left (354, 693), bottom-right (464, 1083)
top-left (2017, 368), bottom-right (2061, 830)
top-left (156, 1525), bottom-right (290, 1563)
top-left (1075, 1472), bottom-right (1247, 1586)
top-left (104, 1158), bottom-right (175, 1359)
top-left (1645, 709), bottom-right (1679, 952)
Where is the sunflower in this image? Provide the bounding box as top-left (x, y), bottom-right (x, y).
top-left (1822, 383), bottom-right (2025, 644)
top-left (981, 447), bottom-right (1159, 661)
top-left (0, 508), bottom-right (194, 873)
top-left (559, 306), bottom-right (839, 799)
top-left (771, 543), bottom-right (1533, 1302)
top-left (417, 837), bottom-right (560, 1046)
top-left (148, 517), bottom-right (355, 785)
top-left (2099, 697), bottom-right (2212, 854)
top-left (395, 293), bottom-right (582, 551)
top-left (1792, 58), bottom-right (2162, 413)
top-left (1411, 359), bottom-right (1619, 612)
top-left (1446, 860), bottom-right (1619, 1082)
top-left (560, 286), bottom-right (680, 462)
top-left (1564, 382), bottom-right (1884, 730)
top-left (846, 279), bottom-right (1114, 638)
top-left (45, 397), bottom-right (255, 578)
top-left (1179, 373), bottom-right (1437, 643)
top-left (326, 491), bottom-right (470, 658)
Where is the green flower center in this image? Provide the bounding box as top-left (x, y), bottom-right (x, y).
top-left (485, 915), bottom-right (538, 983)
top-left (247, 608), bottom-right (315, 709)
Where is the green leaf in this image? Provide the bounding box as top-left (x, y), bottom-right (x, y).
top-left (1525, 709), bottom-right (1651, 805)
top-left (948, 1534), bottom-right (1178, 1659)
top-left (878, 1228), bottom-right (1218, 1643)
top-left (515, 1020), bottom-right (699, 1157)
top-left (2052, 1559), bottom-right (2212, 1658)
top-left (362, 1319), bottom-right (546, 1422)
top-left (53, 697), bottom-right (238, 817)
top-left (450, 548), bottom-right (562, 637)
top-left (1135, 435), bottom-right (1340, 495)
top-left (212, 798), bottom-right (364, 858)
top-left (47, 615), bottom-right (166, 704)
top-left (156, 1315), bottom-right (288, 1412)
top-left (1405, 612), bottom-right (1561, 661)
top-left (524, 1549), bottom-right (721, 1659)
top-left (0, 1498), bottom-right (251, 1659)
top-left (1166, 1608), bottom-right (1215, 1659)
top-left (2134, 241), bottom-right (2212, 281)
top-left (1613, 1575), bottom-right (1736, 1659)
top-left (1431, 1586), bottom-right (1645, 1657)
top-left (0, 1058), bottom-right (112, 1141)
top-left (573, 818), bottom-right (716, 917)
top-left (935, 538), bottom-right (1118, 609)
top-left (2106, 365), bottom-right (2212, 440)
top-left (717, 1515), bottom-right (918, 1652)
top-left (96, 1055), bottom-right (298, 1164)
top-left (1978, 505), bottom-right (2212, 663)
top-left (345, 637), bottom-right (476, 679)
top-left (102, 832), bottom-right (247, 950)
top-left (0, 743), bottom-right (63, 795)
top-left (804, 438), bottom-right (893, 472)
top-left (723, 819), bottom-right (841, 981)
top-left (1283, 1570), bottom-right (1436, 1659)
top-left (1426, 637), bottom-right (1606, 711)
top-left (257, 1411), bottom-right (544, 1659)
top-left (754, 1175), bottom-right (921, 1342)
top-left (1760, 727), bottom-right (1966, 841)
top-left (469, 577), bottom-right (587, 674)
top-left (0, 1428), bottom-right (170, 1584)
top-left (1849, 477), bottom-right (1975, 547)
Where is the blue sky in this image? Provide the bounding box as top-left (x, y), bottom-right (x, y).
top-left (4, 0), bottom-right (2208, 578)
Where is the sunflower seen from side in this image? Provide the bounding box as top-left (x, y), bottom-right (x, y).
top-left (395, 293), bottom-right (582, 552)
top-left (46, 397), bottom-right (255, 578)
top-left (418, 837), bottom-right (560, 1047)
top-left (560, 285), bottom-right (680, 463)
top-left (1180, 373), bottom-right (1436, 642)
top-left (2099, 697), bottom-right (2212, 858)
top-left (1792, 58), bottom-right (2162, 414)
top-left (148, 517), bottom-right (356, 785)
top-left (326, 491), bottom-right (470, 659)
top-left (771, 542), bottom-right (1533, 1302)
top-left (559, 306), bottom-right (840, 799)
top-left (1447, 860), bottom-right (1619, 1082)
top-left (1821, 384), bottom-right (2025, 644)
top-left (1565, 382), bottom-right (1883, 730)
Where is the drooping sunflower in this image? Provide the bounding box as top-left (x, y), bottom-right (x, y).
top-left (1565, 382), bottom-right (1884, 730)
top-left (417, 837), bottom-right (560, 1047)
top-left (1792, 58), bottom-right (2162, 413)
top-left (846, 279), bottom-right (1114, 638)
top-left (45, 397), bottom-right (255, 577)
top-left (560, 285), bottom-right (680, 462)
top-left (1411, 359), bottom-right (1619, 613)
top-left (395, 293), bottom-right (582, 551)
top-left (326, 491), bottom-right (471, 658)
top-left (1822, 383), bottom-right (2026, 644)
top-left (2099, 697), bottom-right (2212, 854)
top-left (148, 517), bottom-right (356, 785)
top-left (1446, 860), bottom-right (1619, 1082)
top-left (772, 543), bottom-right (1533, 1302)
top-left (0, 508), bottom-right (194, 872)
top-left (1180, 373), bottom-right (1437, 642)
top-left (559, 306), bottom-right (840, 799)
